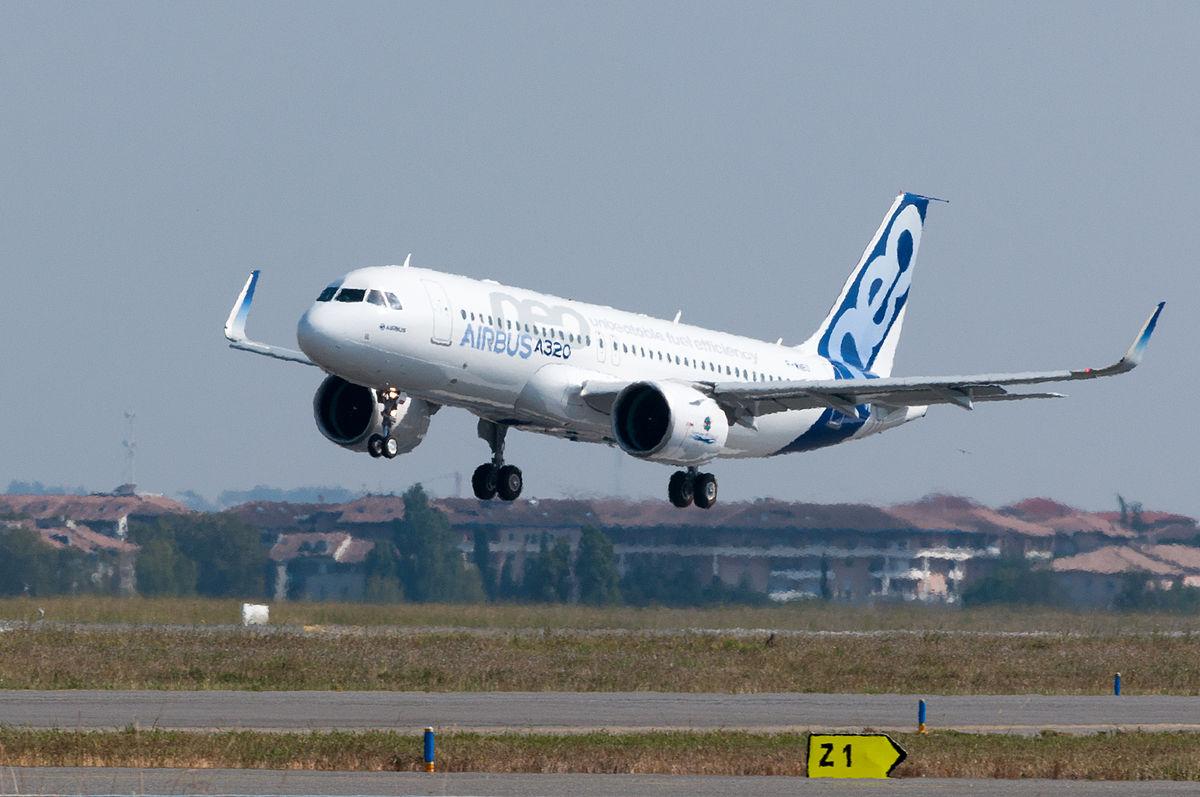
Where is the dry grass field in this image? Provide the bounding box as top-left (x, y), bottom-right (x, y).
top-left (1, 598), bottom-right (1199, 693)
top-left (0, 728), bottom-right (1198, 779)
top-left (7, 595), bottom-right (1200, 634)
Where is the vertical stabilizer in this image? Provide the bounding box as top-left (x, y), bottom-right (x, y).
top-left (803, 193), bottom-right (934, 377)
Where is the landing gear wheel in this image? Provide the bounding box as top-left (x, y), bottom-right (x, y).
top-left (693, 472), bottom-right (718, 509)
top-left (472, 463), bottom-right (499, 500)
top-left (382, 436), bottom-right (400, 459)
top-left (367, 435), bottom-right (384, 458)
top-left (497, 465), bottom-right (523, 501)
top-left (668, 471), bottom-right (694, 508)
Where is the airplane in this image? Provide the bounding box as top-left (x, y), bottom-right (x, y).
top-left (225, 192), bottom-right (1163, 509)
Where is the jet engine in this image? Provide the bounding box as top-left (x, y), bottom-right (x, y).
top-left (611, 381), bottom-right (728, 466)
top-left (312, 375), bottom-right (433, 454)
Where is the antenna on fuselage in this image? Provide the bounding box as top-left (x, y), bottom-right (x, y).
top-left (402, 253), bottom-right (412, 268)
top-left (672, 310), bottom-right (682, 324)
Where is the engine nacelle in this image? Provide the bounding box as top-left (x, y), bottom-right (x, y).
top-left (611, 381), bottom-right (728, 466)
top-left (312, 375), bottom-right (432, 454)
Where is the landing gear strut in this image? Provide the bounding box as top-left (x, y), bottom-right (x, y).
top-left (367, 387), bottom-right (404, 459)
top-left (472, 419), bottom-right (523, 501)
top-left (668, 467), bottom-right (718, 509)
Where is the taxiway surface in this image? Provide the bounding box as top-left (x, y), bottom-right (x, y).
top-left (1, 690), bottom-right (1197, 735)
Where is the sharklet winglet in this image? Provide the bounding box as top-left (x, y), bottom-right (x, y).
top-left (223, 270), bottom-right (315, 366)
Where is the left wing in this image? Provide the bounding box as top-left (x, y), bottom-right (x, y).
top-left (712, 302), bottom-right (1164, 425)
top-left (224, 270), bottom-right (315, 365)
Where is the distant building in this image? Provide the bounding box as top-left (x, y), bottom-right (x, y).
top-left (1051, 544), bottom-right (1200, 608)
top-left (223, 492), bottom-right (1197, 606)
top-left (0, 492), bottom-right (189, 594)
top-left (268, 532), bottom-right (376, 601)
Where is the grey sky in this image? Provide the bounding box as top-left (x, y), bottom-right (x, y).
top-left (2, 2), bottom-right (1194, 513)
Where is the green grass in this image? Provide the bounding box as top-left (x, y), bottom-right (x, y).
top-left (1, 728), bottom-right (1199, 779)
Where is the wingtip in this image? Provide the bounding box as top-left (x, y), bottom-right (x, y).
top-left (223, 270), bottom-right (260, 342)
top-left (1114, 301), bottom-right (1165, 372)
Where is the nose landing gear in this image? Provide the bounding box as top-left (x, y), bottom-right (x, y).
top-left (367, 387), bottom-right (404, 459)
top-left (472, 419), bottom-right (523, 502)
top-left (668, 467), bottom-right (718, 509)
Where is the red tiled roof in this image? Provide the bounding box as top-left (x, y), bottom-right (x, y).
top-left (269, 532), bottom-right (375, 564)
top-left (1051, 543), bottom-right (1200, 576)
top-left (37, 524), bottom-right (138, 554)
top-left (0, 494), bottom-right (190, 522)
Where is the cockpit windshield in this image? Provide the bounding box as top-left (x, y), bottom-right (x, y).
top-left (316, 285), bottom-right (403, 310)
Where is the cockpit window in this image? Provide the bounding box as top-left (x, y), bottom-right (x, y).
top-left (316, 286), bottom-right (338, 302)
top-left (366, 289), bottom-right (387, 307)
top-left (335, 288), bottom-right (366, 303)
top-left (385, 292), bottom-right (403, 310)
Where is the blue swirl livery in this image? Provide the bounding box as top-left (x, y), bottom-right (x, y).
top-left (810, 193), bottom-right (937, 378)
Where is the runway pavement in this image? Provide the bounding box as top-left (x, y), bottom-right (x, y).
top-left (2, 768), bottom-right (1199, 796)
top-left (1, 690), bottom-right (1198, 735)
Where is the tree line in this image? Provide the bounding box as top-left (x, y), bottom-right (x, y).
top-left (362, 486), bottom-right (765, 608)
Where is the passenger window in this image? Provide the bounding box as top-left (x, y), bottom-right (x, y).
top-left (317, 286), bottom-right (338, 302)
top-left (385, 293), bottom-right (403, 310)
top-left (460, 310), bottom-right (467, 319)
top-left (335, 288), bottom-right (365, 303)
top-left (366, 290), bottom-right (386, 307)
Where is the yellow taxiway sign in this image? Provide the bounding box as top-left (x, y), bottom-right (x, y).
top-left (807, 733), bottom-right (907, 778)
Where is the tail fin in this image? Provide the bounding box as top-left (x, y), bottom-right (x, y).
top-left (803, 192), bottom-right (936, 377)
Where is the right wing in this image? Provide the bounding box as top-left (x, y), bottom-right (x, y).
top-left (224, 270), bottom-right (315, 365)
top-left (710, 302), bottom-right (1164, 424)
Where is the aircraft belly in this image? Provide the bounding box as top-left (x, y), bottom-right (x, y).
top-left (721, 408), bottom-right (828, 458)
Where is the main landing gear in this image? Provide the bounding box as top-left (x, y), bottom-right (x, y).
top-left (668, 467), bottom-right (718, 509)
top-left (472, 419), bottom-right (523, 502)
top-left (367, 387), bottom-right (403, 459)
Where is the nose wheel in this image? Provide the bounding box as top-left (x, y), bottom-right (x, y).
top-left (473, 420), bottom-right (523, 501)
top-left (668, 468), bottom-right (717, 509)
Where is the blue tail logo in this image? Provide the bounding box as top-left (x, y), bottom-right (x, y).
top-left (814, 193), bottom-right (931, 376)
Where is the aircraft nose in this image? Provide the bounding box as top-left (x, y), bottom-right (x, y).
top-left (297, 303), bottom-right (341, 364)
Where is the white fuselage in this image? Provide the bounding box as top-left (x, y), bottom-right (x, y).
top-left (296, 264), bottom-right (919, 462)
